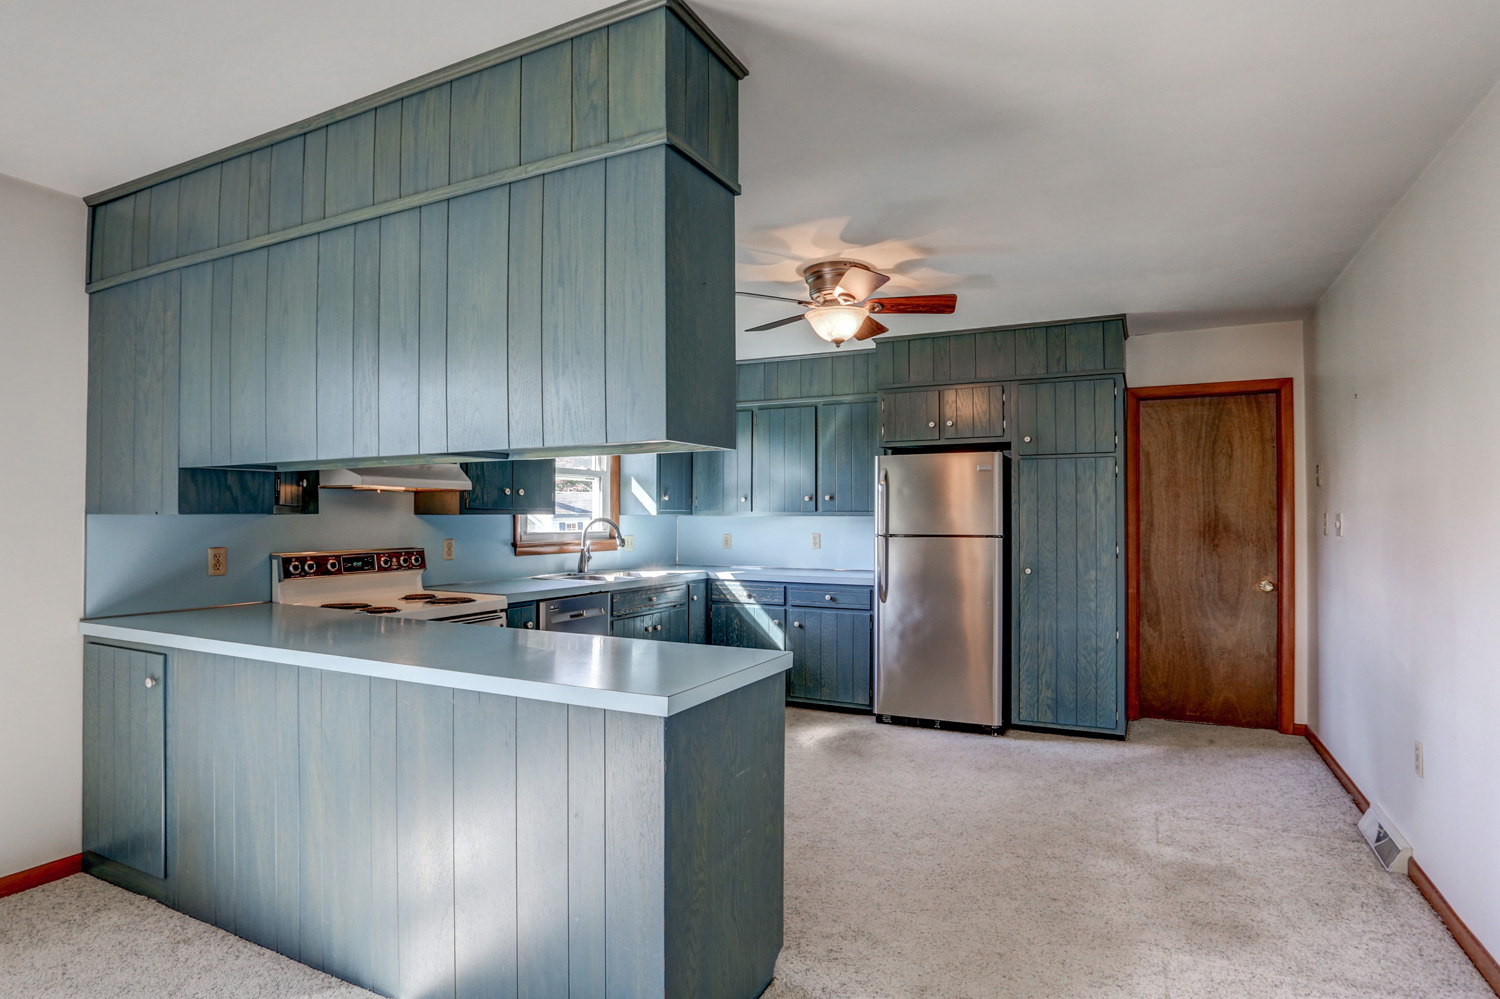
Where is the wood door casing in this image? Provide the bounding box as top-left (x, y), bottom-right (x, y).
top-left (1137, 392), bottom-right (1279, 728)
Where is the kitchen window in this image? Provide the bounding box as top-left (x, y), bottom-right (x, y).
top-left (514, 456), bottom-right (621, 554)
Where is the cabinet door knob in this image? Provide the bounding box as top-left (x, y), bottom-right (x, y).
top-left (825, 594), bottom-right (834, 601)
top-left (793, 621), bottom-right (802, 628)
top-left (525, 622), bottom-right (535, 629)
top-left (649, 596), bottom-right (657, 602)
top-left (517, 488), bottom-right (524, 495)
top-left (504, 487), bottom-right (512, 494)
top-left (1023, 436), bottom-right (1032, 443)
top-left (662, 494), bottom-right (669, 501)
top-left (946, 420), bottom-right (954, 427)
top-left (928, 421), bottom-right (936, 428)
top-left (824, 494), bottom-right (834, 501)
top-left (144, 676), bottom-right (158, 688)
top-left (803, 495), bottom-right (813, 502)
top-left (741, 496), bottom-right (748, 503)
top-left (1024, 567), bottom-right (1032, 575)
top-left (691, 594), bottom-right (698, 601)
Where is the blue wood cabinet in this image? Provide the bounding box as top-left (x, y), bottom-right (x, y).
top-left (879, 389), bottom-right (941, 444)
top-left (874, 318), bottom-right (1125, 388)
top-left (461, 460), bottom-right (556, 515)
top-left (710, 580), bottom-right (875, 711)
top-left (691, 408), bottom-right (753, 514)
top-left (611, 583), bottom-right (691, 642)
top-left (752, 407), bottom-right (818, 513)
top-left (1014, 377), bottom-right (1118, 455)
top-left (83, 643), bottom-right (167, 879)
top-left (506, 601), bottom-right (538, 630)
top-left (620, 452), bottom-right (693, 515)
top-left (880, 383), bottom-right (1009, 445)
top-left (84, 3), bottom-right (747, 513)
top-left (816, 401), bottom-right (878, 512)
top-left (688, 580), bottom-right (708, 643)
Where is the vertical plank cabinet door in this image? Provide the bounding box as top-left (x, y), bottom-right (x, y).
top-left (694, 409), bottom-right (752, 513)
top-left (83, 643), bottom-right (167, 878)
top-left (662, 603), bottom-right (691, 643)
top-left (509, 459), bottom-right (556, 514)
top-left (687, 581), bottom-right (708, 643)
top-left (1015, 377), bottom-right (1120, 456)
top-left (690, 450), bottom-right (727, 514)
top-left (880, 390), bottom-right (940, 444)
top-left (752, 406), bottom-right (817, 513)
top-left (817, 401), bottom-right (878, 512)
top-left (709, 603), bottom-right (786, 651)
top-left (507, 602), bottom-right (538, 630)
top-left (785, 610), bottom-right (873, 710)
top-left (940, 384), bottom-right (1008, 440)
top-left (657, 453), bottom-right (693, 514)
top-left (463, 461), bottom-right (512, 511)
top-left (1012, 455), bottom-right (1123, 734)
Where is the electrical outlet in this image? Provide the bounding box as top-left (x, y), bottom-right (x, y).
top-left (622, 534), bottom-right (635, 551)
top-left (811, 532), bottom-right (822, 550)
top-left (722, 533), bottom-right (733, 550)
top-left (208, 547), bottom-right (227, 576)
top-left (1335, 513), bottom-right (1344, 537)
top-left (1414, 741), bottom-right (1424, 778)
top-left (443, 538), bottom-right (454, 560)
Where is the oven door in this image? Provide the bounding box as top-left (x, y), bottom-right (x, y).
top-left (434, 609), bottom-right (509, 626)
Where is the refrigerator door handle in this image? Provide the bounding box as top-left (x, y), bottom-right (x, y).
top-left (877, 469), bottom-right (890, 603)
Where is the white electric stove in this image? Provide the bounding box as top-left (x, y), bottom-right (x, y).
top-left (271, 547), bottom-right (508, 625)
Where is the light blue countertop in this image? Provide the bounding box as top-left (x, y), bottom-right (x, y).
top-left (79, 603), bottom-right (791, 717)
top-left (437, 566), bottom-right (876, 602)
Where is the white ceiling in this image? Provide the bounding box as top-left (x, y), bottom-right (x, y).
top-left (5, 0), bottom-right (1500, 356)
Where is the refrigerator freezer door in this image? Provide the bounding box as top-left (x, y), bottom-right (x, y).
top-left (875, 535), bottom-right (1003, 727)
top-left (877, 452), bottom-right (1002, 537)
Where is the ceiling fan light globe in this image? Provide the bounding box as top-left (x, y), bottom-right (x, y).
top-left (805, 305), bottom-right (868, 346)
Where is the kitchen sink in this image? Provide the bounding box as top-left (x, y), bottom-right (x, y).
top-left (531, 571), bottom-right (645, 582)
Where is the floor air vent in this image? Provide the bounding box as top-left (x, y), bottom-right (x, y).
top-left (1358, 805), bottom-right (1412, 874)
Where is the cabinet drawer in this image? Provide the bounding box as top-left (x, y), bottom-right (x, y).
top-left (612, 583), bottom-right (689, 618)
top-left (709, 581), bottom-right (785, 606)
top-left (787, 585), bottom-right (873, 610)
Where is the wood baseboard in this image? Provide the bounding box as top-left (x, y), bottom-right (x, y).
top-left (0, 854), bottom-right (83, 899)
top-left (1291, 723), bottom-right (1308, 737)
top-left (1304, 729), bottom-right (1496, 995)
top-left (1410, 859), bottom-right (1500, 993)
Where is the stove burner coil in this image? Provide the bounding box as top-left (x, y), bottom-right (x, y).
top-left (320, 602), bottom-right (372, 610)
top-left (362, 606), bottom-right (401, 614)
top-left (426, 596), bottom-right (476, 605)
top-left (402, 593), bottom-right (437, 601)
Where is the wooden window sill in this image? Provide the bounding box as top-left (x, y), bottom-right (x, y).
top-left (513, 539), bottom-right (620, 556)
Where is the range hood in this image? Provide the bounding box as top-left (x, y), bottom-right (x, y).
top-left (319, 464), bottom-right (473, 492)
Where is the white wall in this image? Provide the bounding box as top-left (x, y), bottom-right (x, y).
top-left (0, 174), bottom-right (89, 877)
top-left (1126, 321), bottom-right (1310, 724)
top-left (1306, 80), bottom-right (1500, 955)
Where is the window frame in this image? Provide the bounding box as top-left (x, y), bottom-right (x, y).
top-left (512, 456), bottom-right (622, 556)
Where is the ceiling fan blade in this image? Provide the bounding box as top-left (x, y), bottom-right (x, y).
top-left (834, 266), bottom-right (889, 303)
top-left (736, 291), bottom-right (813, 306)
top-left (866, 294), bottom-right (958, 315)
top-left (744, 314), bottom-right (809, 332)
top-left (851, 316), bottom-right (889, 341)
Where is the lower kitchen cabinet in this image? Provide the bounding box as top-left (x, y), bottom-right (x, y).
top-left (711, 581), bottom-right (875, 711)
top-left (611, 584), bottom-right (691, 642)
top-left (83, 643), bottom-right (167, 879)
top-left (785, 609), bottom-right (872, 710)
top-left (506, 601), bottom-right (537, 630)
top-left (461, 459), bottom-right (556, 514)
top-left (1011, 454), bottom-right (1124, 734)
top-left (688, 580), bottom-right (708, 643)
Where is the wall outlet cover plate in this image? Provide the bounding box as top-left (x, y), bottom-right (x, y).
top-left (208, 547), bottom-right (227, 576)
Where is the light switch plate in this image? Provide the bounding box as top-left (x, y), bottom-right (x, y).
top-left (1414, 741), bottom-right (1424, 778)
top-left (722, 533), bottom-right (733, 550)
top-left (622, 534), bottom-right (635, 551)
top-left (1335, 513), bottom-right (1344, 537)
top-left (208, 547), bottom-right (227, 576)
top-left (811, 532), bottom-right (822, 549)
top-left (442, 538), bottom-right (454, 560)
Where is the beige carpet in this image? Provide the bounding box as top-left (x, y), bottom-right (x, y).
top-left (0, 715), bottom-right (1489, 998)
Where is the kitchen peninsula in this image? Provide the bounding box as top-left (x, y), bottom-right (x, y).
top-left (79, 603), bottom-right (788, 999)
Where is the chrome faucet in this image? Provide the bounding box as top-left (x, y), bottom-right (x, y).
top-left (577, 517), bottom-right (623, 573)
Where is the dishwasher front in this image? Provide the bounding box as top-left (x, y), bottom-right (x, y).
top-left (537, 592), bottom-right (611, 635)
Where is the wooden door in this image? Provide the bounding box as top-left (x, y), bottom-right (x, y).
top-left (1136, 391), bottom-right (1280, 728)
top-left (752, 406), bottom-right (816, 513)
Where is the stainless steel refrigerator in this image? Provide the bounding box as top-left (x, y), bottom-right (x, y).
top-left (875, 451), bottom-right (1004, 728)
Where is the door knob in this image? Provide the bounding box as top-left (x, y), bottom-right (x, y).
top-left (144, 676), bottom-right (158, 688)
top-left (1259, 579), bottom-right (1277, 592)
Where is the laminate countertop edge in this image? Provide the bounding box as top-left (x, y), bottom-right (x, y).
top-left (79, 605), bottom-right (792, 717)
top-left (436, 566), bottom-right (877, 601)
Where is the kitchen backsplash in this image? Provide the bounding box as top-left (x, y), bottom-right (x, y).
top-left (676, 516), bottom-right (874, 570)
top-left (85, 490), bottom-right (678, 617)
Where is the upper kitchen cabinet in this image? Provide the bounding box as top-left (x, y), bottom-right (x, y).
top-left (82, 1), bottom-right (746, 512)
top-left (621, 451), bottom-right (694, 515)
top-left (1014, 377), bottom-right (1120, 456)
top-left (874, 318), bottom-right (1125, 388)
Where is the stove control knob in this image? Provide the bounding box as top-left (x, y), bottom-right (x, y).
top-left (288, 562), bottom-right (302, 575)
top-left (379, 556), bottom-right (391, 568)
top-left (326, 559), bottom-right (338, 572)
top-left (398, 556), bottom-right (408, 567)
top-left (412, 554), bottom-right (423, 568)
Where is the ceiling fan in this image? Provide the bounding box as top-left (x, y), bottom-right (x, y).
top-left (737, 260), bottom-right (957, 347)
